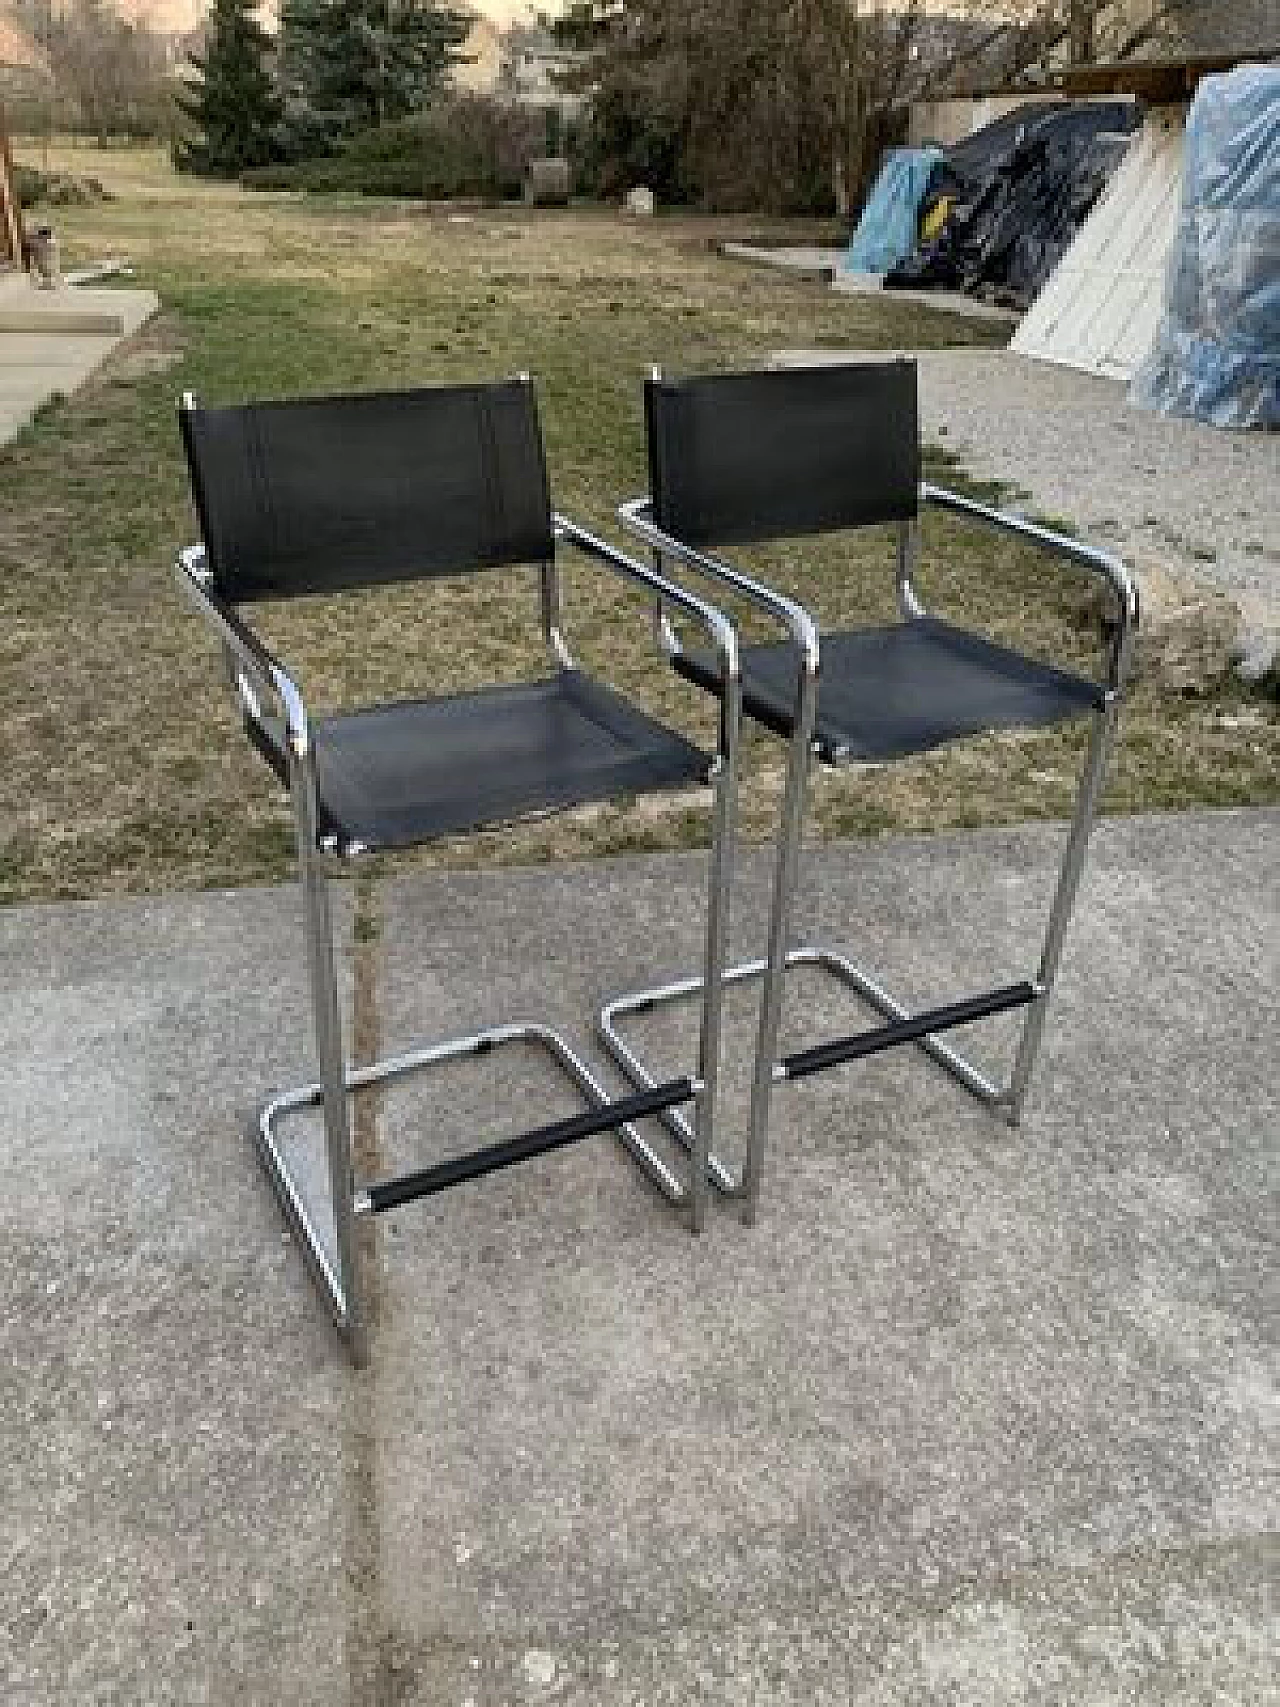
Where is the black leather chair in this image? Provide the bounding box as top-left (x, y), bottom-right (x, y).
top-left (176, 377), bottom-right (743, 1362)
top-left (605, 360), bottom-right (1139, 1222)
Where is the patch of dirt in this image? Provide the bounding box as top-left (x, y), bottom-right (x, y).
top-left (1128, 558), bottom-right (1243, 695)
top-left (90, 310), bottom-right (186, 386)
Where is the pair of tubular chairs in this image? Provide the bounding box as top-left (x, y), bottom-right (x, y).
top-left (176, 362), bottom-right (1137, 1365)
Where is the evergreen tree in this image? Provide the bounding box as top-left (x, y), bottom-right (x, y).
top-left (279, 0), bottom-right (471, 152)
top-left (176, 0), bottom-right (281, 177)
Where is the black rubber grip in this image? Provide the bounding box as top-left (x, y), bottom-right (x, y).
top-left (364, 1076), bottom-right (696, 1214)
top-left (780, 982), bottom-right (1037, 1083)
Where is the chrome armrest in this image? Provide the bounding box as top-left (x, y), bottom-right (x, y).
top-left (174, 544), bottom-right (312, 755)
top-left (617, 497), bottom-right (821, 676)
top-left (920, 482), bottom-right (1140, 693)
top-left (553, 512), bottom-right (740, 685)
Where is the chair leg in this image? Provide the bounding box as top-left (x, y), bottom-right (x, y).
top-left (688, 691), bottom-right (741, 1234)
top-left (597, 701), bottom-right (1124, 1220)
top-left (740, 724), bottom-right (812, 1226)
top-left (302, 854), bottom-right (370, 1365)
top-left (595, 657), bottom-right (817, 1223)
top-left (257, 1011), bottom-right (708, 1362)
top-left (1006, 697), bottom-right (1120, 1124)
top-left (249, 825), bottom-right (370, 1362)
top-left (287, 770), bottom-right (369, 1363)
top-left (601, 947), bottom-right (1009, 1127)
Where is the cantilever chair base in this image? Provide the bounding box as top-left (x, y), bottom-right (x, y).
top-left (257, 1018), bottom-right (700, 1363)
top-left (600, 945), bottom-right (1037, 1207)
top-left (600, 942), bottom-right (1024, 1153)
top-left (599, 692), bottom-right (1120, 1224)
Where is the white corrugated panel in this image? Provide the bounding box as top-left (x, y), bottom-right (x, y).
top-left (1012, 107), bottom-right (1186, 381)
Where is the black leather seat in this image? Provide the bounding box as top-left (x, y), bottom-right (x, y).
top-left (672, 617), bottom-right (1102, 764)
top-left (248, 668), bottom-right (708, 850)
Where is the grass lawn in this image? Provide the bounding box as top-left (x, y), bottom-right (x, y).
top-left (2, 143), bottom-right (1276, 905)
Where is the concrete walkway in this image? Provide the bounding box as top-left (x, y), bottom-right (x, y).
top-left (0, 272), bottom-right (158, 446)
top-left (719, 242), bottom-right (1019, 325)
top-left (1, 811), bottom-right (1276, 1703)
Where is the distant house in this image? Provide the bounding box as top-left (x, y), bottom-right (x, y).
top-left (907, 0), bottom-right (1279, 106)
top-left (0, 11), bottom-right (50, 101)
top-left (452, 17), bottom-right (585, 115)
top-left (454, 16), bottom-right (504, 97)
top-left (113, 0), bottom-right (209, 31)
top-left (496, 25), bottom-right (584, 116)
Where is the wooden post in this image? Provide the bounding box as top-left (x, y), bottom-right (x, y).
top-left (1069, 0), bottom-right (1098, 65)
top-left (0, 106), bottom-right (27, 271)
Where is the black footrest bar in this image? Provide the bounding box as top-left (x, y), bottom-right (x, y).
top-left (363, 1076), bottom-right (697, 1215)
top-left (779, 982), bottom-right (1037, 1084)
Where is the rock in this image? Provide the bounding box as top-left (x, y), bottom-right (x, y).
top-left (624, 186), bottom-right (656, 218)
top-left (522, 1649), bottom-right (558, 1688)
top-left (1128, 556), bottom-right (1242, 694)
top-left (26, 226), bottom-right (62, 290)
top-left (1230, 619), bottom-right (1280, 690)
top-left (524, 158), bottom-right (571, 207)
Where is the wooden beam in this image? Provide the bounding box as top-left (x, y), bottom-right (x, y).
top-left (0, 107), bottom-right (27, 271)
top-left (1021, 52), bottom-right (1244, 104)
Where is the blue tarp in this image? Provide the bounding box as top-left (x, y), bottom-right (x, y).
top-left (1132, 64), bottom-right (1280, 431)
top-left (846, 147), bottom-right (943, 275)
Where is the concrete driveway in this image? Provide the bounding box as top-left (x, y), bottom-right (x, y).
top-left (0, 274), bottom-right (158, 446)
top-left (1, 810), bottom-right (1275, 1703)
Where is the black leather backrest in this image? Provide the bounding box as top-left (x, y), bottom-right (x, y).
top-left (646, 362), bottom-right (920, 548)
top-left (180, 379), bottom-right (555, 602)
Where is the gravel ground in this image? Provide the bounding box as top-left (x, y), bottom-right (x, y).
top-left (777, 346), bottom-right (1280, 672)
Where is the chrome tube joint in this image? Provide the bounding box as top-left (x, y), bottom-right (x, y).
top-left (920, 481), bottom-right (1140, 693)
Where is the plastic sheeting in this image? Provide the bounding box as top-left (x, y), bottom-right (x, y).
top-left (846, 147), bottom-right (944, 275)
top-left (887, 102), bottom-right (1139, 309)
top-left (1012, 110), bottom-right (1185, 381)
top-left (1131, 65), bottom-right (1280, 431)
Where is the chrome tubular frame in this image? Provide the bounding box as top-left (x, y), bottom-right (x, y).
top-left (174, 471), bottom-right (742, 1360)
top-left (920, 482), bottom-right (1139, 697)
top-left (607, 481), bottom-right (1138, 1223)
top-left (552, 513), bottom-right (743, 1233)
top-left (919, 483), bottom-right (1138, 1127)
